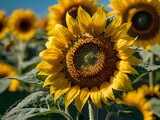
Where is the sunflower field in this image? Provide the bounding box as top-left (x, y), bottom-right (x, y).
top-left (1, 0), bottom-right (160, 120)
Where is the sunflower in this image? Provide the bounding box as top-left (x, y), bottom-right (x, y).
top-left (0, 10), bottom-right (9, 40)
top-left (109, 0), bottom-right (160, 49)
top-left (38, 16), bottom-right (49, 32)
top-left (47, 0), bottom-right (98, 35)
top-left (9, 9), bottom-right (37, 41)
top-left (0, 62), bottom-right (19, 92)
top-left (121, 89), bottom-right (154, 120)
top-left (37, 6), bottom-right (140, 112)
top-left (138, 84), bottom-right (160, 100)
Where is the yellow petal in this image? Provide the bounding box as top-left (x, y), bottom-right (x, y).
top-left (8, 80), bottom-right (20, 92)
top-left (101, 84), bottom-right (115, 102)
top-left (36, 61), bottom-right (63, 75)
top-left (49, 5), bottom-right (63, 14)
top-left (123, 56), bottom-right (141, 65)
top-left (112, 71), bottom-right (133, 91)
top-left (53, 24), bottom-right (73, 42)
top-left (117, 61), bottom-right (138, 75)
top-left (46, 36), bottom-right (68, 49)
top-left (114, 38), bottom-right (134, 51)
top-left (78, 6), bottom-right (92, 33)
top-left (93, 6), bottom-right (106, 35)
top-left (40, 49), bottom-right (64, 63)
top-left (117, 49), bottom-right (135, 59)
top-left (66, 12), bottom-right (81, 36)
top-left (105, 16), bottom-right (122, 38)
top-left (64, 86), bottom-right (80, 108)
top-left (50, 85), bottom-right (55, 95)
top-left (43, 72), bottom-right (65, 87)
top-left (75, 87), bottom-right (90, 112)
top-left (100, 82), bottom-right (111, 104)
top-left (54, 82), bottom-right (71, 102)
top-left (112, 22), bottom-right (132, 40)
top-left (90, 87), bottom-right (102, 108)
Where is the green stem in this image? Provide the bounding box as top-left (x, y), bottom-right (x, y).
top-left (105, 112), bottom-right (118, 120)
top-left (149, 52), bottom-right (154, 87)
top-left (17, 41), bottom-right (26, 74)
top-left (88, 101), bottom-right (98, 120)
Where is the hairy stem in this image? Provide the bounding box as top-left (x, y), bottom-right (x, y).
top-left (88, 101), bottom-right (98, 120)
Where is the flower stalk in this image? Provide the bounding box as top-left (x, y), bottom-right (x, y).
top-left (88, 101), bottom-right (98, 120)
top-left (149, 52), bottom-right (154, 87)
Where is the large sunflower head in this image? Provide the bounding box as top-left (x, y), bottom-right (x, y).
top-left (0, 10), bottom-right (9, 40)
top-left (37, 6), bottom-right (140, 112)
top-left (9, 9), bottom-right (37, 41)
top-left (0, 62), bottom-right (19, 92)
top-left (121, 89), bottom-right (154, 120)
top-left (47, 0), bottom-right (98, 35)
top-left (109, 0), bottom-right (160, 49)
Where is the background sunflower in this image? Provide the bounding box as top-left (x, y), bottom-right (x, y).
top-left (0, 62), bottom-right (19, 92)
top-left (0, 11), bottom-right (9, 40)
top-left (109, 0), bottom-right (160, 49)
top-left (47, 0), bottom-right (98, 35)
top-left (9, 9), bottom-right (37, 41)
top-left (120, 89), bottom-right (154, 120)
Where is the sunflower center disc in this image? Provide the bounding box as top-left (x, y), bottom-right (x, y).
top-left (145, 94), bottom-right (159, 100)
top-left (0, 23), bottom-right (3, 32)
top-left (68, 6), bottom-right (79, 19)
top-left (66, 37), bottom-right (119, 89)
top-left (132, 11), bottom-right (152, 30)
top-left (73, 43), bottom-right (103, 73)
top-left (19, 20), bottom-right (31, 32)
top-left (0, 75), bottom-right (6, 78)
top-left (124, 4), bottom-right (159, 40)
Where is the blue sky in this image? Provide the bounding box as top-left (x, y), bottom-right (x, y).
top-left (0, 0), bottom-right (110, 18)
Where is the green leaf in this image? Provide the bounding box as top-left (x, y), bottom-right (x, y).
top-left (146, 64), bottom-right (160, 72)
top-left (0, 78), bottom-right (10, 93)
top-left (28, 110), bottom-right (73, 120)
top-left (151, 45), bottom-right (160, 56)
top-left (7, 69), bottom-right (43, 85)
top-left (1, 91), bottom-right (57, 120)
top-left (1, 91), bottom-right (74, 120)
top-left (105, 104), bottom-right (143, 120)
top-left (139, 49), bottom-right (150, 62)
top-left (149, 98), bottom-right (160, 118)
top-left (118, 106), bottom-right (143, 120)
top-left (22, 56), bottom-right (41, 70)
top-left (112, 89), bottom-right (123, 99)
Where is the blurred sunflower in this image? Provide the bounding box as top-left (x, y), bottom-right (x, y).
top-left (38, 16), bottom-right (49, 32)
top-left (109, 0), bottom-right (160, 49)
top-left (9, 9), bottom-right (37, 41)
top-left (0, 10), bottom-right (9, 40)
top-left (121, 89), bottom-right (154, 120)
top-left (0, 62), bottom-right (19, 92)
top-left (37, 6), bottom-right (140, 112)
top-left (47, 0), bottom-right (98, 35)
top-left (138, 84), bottom-right (160, 100)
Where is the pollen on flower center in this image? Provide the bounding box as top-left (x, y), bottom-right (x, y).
top-left (65, 36), bottom-right (119, 89)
